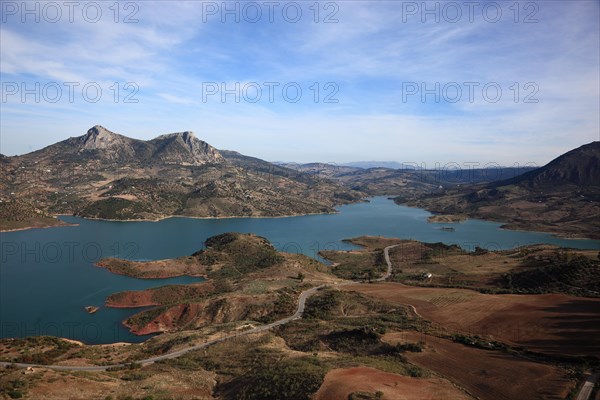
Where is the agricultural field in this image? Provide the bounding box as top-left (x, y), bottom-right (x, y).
top-left (314, 366), bottom-right (473, 400)
top-left (347, 283), bottom-right (600, 357)
top-left (383, 331), bottom-right (574, 400)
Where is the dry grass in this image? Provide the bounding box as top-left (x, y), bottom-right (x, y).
top-left (346, 283), bottom-right (600, 357)
top-left (385, 332), bottom-right (574, 400)
top-left (1, 364), bottom-right (216, 400)
top-left (314, 366), bottom-right (473, 400)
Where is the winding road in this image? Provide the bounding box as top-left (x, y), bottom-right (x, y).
top-left (0, 245), bottom-right (401, 372)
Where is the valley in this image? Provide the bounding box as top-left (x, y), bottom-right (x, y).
top-left (1, 130), bottom-right (599, 400)
top-left (3, 127), bottom-right (598, 243)
top-left (3, 2), bottom-right (599, 398)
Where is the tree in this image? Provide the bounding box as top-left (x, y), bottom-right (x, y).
top-left (297, 272), bottom-right (305, 282)
top-left (367, 270), bottom-right (375, 282)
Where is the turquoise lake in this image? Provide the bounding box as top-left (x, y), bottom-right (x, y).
top-left (1, 197), bottom-right (598, 344)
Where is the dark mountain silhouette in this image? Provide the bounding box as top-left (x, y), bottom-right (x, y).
top-left (397, 142), bottom-right (600, 239)
top-left (490, 142), bottom-right (600, 189)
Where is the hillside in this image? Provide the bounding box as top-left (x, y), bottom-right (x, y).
top-left (96, 232), bottom-right (282, 280)
top-left (0, 126), bottom-right (363, 225)
top-left (1, 234), bottom-right (594, 400)
top-left (397, 142), bottom-right (600, 239)
top-left (0, 199), bottom-right (69, 231)
top-left (97, 232), bottom-right (338, 335)
top-left (282, 162), bottom-right (536, 196)
top-left (491, 142), bottom-right (600, 189)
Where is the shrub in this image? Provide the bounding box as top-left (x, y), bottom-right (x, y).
top-left (304, 291), bottom-right (340, 320)
top-left (228, 358), bottom-right (326, 400)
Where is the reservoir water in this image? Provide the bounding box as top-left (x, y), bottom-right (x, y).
top-left (1, 197), bottom-right (598, 344)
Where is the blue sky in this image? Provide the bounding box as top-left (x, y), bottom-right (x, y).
top-left (1, 0), bottom-right (599, 165)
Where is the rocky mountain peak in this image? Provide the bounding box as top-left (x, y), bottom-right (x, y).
top-left (149, 130), bottom-right (225, 165)
top-left (35, 125), bottom-right (226, 166)
top-left (181, 131), bottom-right (195, 142)
top-left (81, 125), bottom-right (123, 150)
top-left (155, 131), bottom-right (196, 142)
top-left (87, 125), bottom-right (112, 136)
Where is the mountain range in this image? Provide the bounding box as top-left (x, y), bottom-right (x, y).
top-left (1, 127), bottom-right (598, 239)
top-left (279, 162), bottom-right (538, 197)
top-left (0, 126), bottom-right (363, 227)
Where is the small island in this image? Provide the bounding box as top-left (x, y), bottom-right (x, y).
top-left (84, 306), bottom-right (99, 314)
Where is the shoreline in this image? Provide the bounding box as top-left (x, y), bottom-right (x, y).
top-left (95, 260), bottom-right (209, 280)
top-left (57, 197), bottom-right (368, 223)
top-left (0, 243), bottom-right (394, 370)
top-left (395, 200), bottom-right (600, 242)
top-left (73, 209), bottom-right (340, 223)
top-left (1, 197), bottom-right (367, 230)
top-left (0, 220), bottom-right (78, 233)
top-left (3, 198), bottom-right (598, 241)
top-left (1, 231), bottom-right (598, 349)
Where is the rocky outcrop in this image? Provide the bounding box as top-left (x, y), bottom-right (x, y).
top-left (149, 131), bottom-right (225, 165)
top-left (68, 125), bottom-right (225, 166)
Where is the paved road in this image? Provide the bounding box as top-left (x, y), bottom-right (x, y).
top-left (376, 244), bottom-right (399, 282)
top-left (576, 372), bottom-right (599, 400)
top-left (0, 245), bottom-right (401, 372)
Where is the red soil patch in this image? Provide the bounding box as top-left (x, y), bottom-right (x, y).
top-left (125, 303), bottom-right (206, 335)
top-left (96, 257), bottom-right (208, 279)
top-left (106, 283), bottom-right (214, 308)
top-left (106, 290), bottom-right (159, 308)
top-left (123, 293), bottom-right (277, 335)
top-left (314, 367), bottom-right (473, 400)
top-left (346, 283), bottom-right (600, 357)
top-left (383, 332), bottom-right (573, 400)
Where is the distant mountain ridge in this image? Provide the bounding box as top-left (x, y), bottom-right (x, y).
top-left (341, 161), bottom-right (409, 169)
top-left (279, 161), bottom-right (537, 197)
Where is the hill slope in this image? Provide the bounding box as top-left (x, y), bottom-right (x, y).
top-left (491, 141), bottom-right (600, 189)
top-left (0, 126), bottom-right (363, 223)
top-left (282, 162), bottom-right (536, 196)
top-left (397, 142), bottom-right (600, 239)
